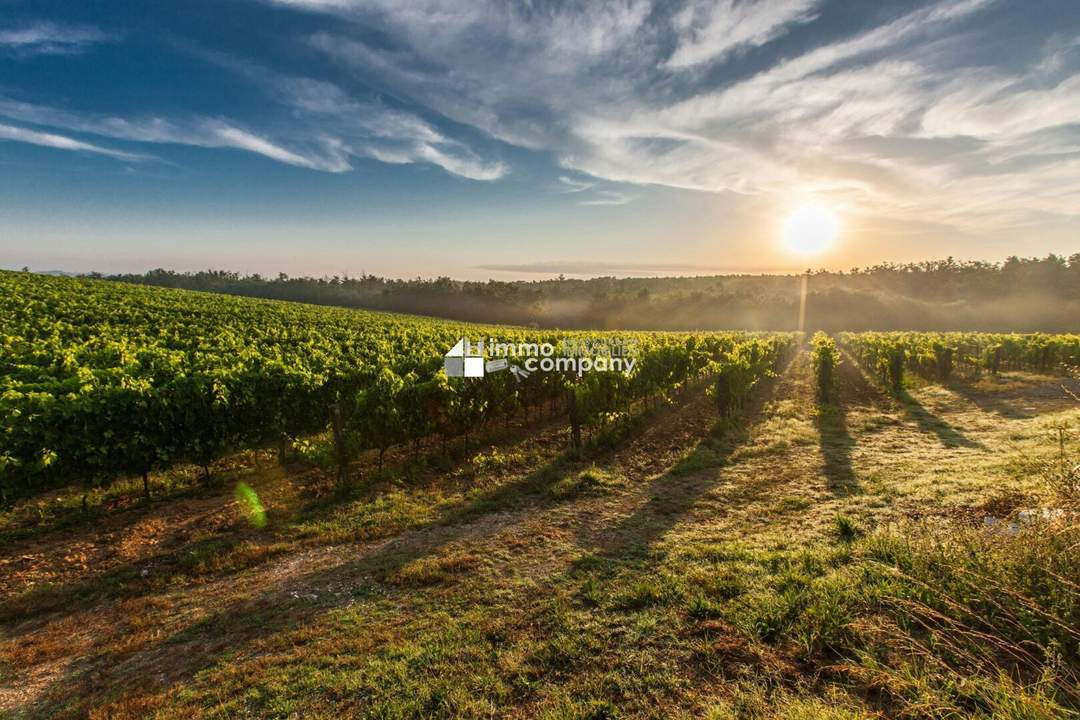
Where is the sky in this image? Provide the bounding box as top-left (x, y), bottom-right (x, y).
top-left (1, 0), bottom-right (1078, 280)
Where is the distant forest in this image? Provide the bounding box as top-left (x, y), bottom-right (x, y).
top-left (102, 254), bottom-right (1080, 332)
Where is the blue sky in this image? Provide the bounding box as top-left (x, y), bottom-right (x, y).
top-left (1, 0), bottom-right (1078, 279)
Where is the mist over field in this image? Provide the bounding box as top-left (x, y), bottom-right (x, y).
top-left (106, 254), bottom-right (1080, 332)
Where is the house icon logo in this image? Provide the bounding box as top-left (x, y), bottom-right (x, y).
top-left (444, 338), bottom-right (484, 378)
top-left (444, 338), bottom-right (531, 380)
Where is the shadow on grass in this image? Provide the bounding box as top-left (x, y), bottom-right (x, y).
top-left (0, 398), bottom-right (571, 556)
top-left (13, 448), bottom-right (585, 716)
top-left (0, 413), bottom-right (583, 622)
top-left (0, 462), bottom-right (261, 547)
top-left (945, 380), bottom-right (1033, 420)
top-left (0, 533), bottom-right (274, 623)
top-left (836, 346), bottom-right (984, 451)
top-left (574, 353), bottom-right (798, 564)
top-left (17, 353), bottom-right (823, 717)
top-left (12, 391), bottom-right (716, 716)
top-left (815, 403), bottom-right (857, 495)
top-left (900, 392), bottom-right (985, 450)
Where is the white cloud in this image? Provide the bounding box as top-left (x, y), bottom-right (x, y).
top-left (9, 0), bottom-right (1078, 231)
top-left (578, 190), bottom-right (631, 206)
top-left (921, 74), bottom-right (1080, 140)
top-left (149, 46), bottom-right (508, 179)
top-left (0, 70), bottom-right (506, 179)
top-left (256, 67), bottom-right (505, 179)
top-left (0, 123), bottom-right (145, 161)
top-left (210, 124), bottom-right (351, 171)
top-left (413, 143), bottom-right (505, 181)
top-left (0, 97), bottom-right (351, 171)
top-left (285, 0), bottom-right (1080, 229)
top-left (557, 176), bottom-right (595, 193)
top-left (0, 22), bottom-right (110, 56)
top-left (0, 31), bottom-right (506, 180)
top-left (555, 175), bottom-right (632, 206)
top-left (273, 0), bottom-right (651, 62)
top-left (665, 0), bottom-right (820, 69)
top-left (657, 0), bottom-right (993, 132)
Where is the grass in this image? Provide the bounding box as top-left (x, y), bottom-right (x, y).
top-left (831, 513), bottom-right (860, 541)
top-left (549, 466), bottom-right (626, 499)
top-left (0, 458), bottom-right (240, 546)
top-left (2, 357), bottom-right (1079, 718)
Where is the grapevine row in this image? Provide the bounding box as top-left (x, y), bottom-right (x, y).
top-left (0, 271), bottom-right (792, 502)
top-left (838, 331), bottom-right (1080, 394)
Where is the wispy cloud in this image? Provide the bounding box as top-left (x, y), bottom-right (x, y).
top-left (0, 22), bottom-right (110, 56)
top-left (557, 176), bottom-right (595, 193)
top-left (0, 123), bottom-right (145, 161)
top-left (0, 97), bottom-right (350, 171)
top-left (665, 0), bottom-right (820, 69)
top-left (556, 175), bottom-right (631, 206)
top-left (0, 70), bottom-right (505, 179)
top-left (186, 48), bottom-right (506, 179)
top-left (577, 190), bottom-right (631, 207)
top-left (285, 0), bottom-right (1080, 229)
top-left (210, 124), bottom-right (350, 171)
top-left (0, 33), bottom-right (506, 179)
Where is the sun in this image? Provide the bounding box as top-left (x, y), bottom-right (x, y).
top-left (782, 203), bottom-right (839, 257)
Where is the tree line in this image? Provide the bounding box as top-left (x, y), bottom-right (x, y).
top-left (96, 254), bottom-right (1080, 332)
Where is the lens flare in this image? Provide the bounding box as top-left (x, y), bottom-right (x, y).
top-left (234, 481), bottom-right (267, 528)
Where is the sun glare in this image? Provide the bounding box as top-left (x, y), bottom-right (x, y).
top-left (782, 203), bottom-right (839, 257)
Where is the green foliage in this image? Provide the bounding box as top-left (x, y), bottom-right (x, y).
top-left (708, 336), bottom-right (792, 419)
top-left (839, 333), bottom-right (907, 394)
top-left (0, 271), bottom-right (795, 502)
top-left (840, 331), bottom-right (1080, 388)
top-left (810, 332), bottom-right (840, 403)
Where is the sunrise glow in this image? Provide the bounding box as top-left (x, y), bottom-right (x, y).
top-left (782, 204), bottom-right (840, 257)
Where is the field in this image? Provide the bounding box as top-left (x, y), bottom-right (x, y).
top-left (2, 273), bottom-right (1079, 719)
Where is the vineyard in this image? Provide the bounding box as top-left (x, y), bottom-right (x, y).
top-left (4, 271), bottom-right (1078, 505)
top-left (2, 272), bottom-right (1080, 719)
top-left (0, 271), bottom-right (792, 504)
top-left (839, 331), bottom-right (1080, 395)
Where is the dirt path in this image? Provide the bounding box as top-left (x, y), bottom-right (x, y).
top-left (0, 405), bottom-right (579, 602)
